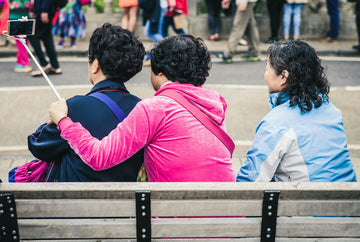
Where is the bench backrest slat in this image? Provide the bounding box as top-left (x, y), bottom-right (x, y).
top-left (16, 199), bottom-right (360, 218)
top-left (18, 217), bottom-right (360, 239)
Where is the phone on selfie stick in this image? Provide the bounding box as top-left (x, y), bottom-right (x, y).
top-left (4, 17), bottom-right (62, 100)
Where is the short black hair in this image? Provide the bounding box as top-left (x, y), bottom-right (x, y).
top-left (267, 40), bottom-right (330, 113)
top-left (150, 35), bottom-right (211, 86)
top-left (88, 23), bottom-right (145, 82)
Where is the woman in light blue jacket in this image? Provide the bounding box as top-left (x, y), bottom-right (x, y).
top-left (237, 40), bottom-right (357, 182)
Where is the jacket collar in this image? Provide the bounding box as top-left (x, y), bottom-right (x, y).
top-left (88, 80), bottom-right (128, 94)
top-left (269, 92), bottom-right (289, 109)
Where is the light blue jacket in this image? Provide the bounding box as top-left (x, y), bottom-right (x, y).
top-left (237, 92), bottom-right (357, 182)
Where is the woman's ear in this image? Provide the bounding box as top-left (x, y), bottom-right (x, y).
top-left (90, 59), bottom-right (100, 74)
top-left (280, 70), bottom-right (289, 86)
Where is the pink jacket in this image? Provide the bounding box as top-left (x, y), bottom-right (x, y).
top-left (58, 82), bottom-right (236, 182)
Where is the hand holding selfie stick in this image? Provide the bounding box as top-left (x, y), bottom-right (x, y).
top-left (3, 17), bottom-right (62, 100)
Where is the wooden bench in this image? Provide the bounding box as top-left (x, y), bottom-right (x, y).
top-left (0, 183), bottom-right (359, 241)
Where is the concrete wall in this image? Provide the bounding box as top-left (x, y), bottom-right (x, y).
top-left (84, 0), bottom-right (358, 41)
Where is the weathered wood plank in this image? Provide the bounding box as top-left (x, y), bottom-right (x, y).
top-left (277, 200), bottom-right (360, 216)
top-left (18, 217), bottom-right (360, 239)
top-left (16, 199), bottom-right (360, 218)
top-left (1, 183), bottom-right (360, 199)
top-left (19, 218), bottom-right (137, 239)
top-left (151, 217), bottom-right (360, 238)
top-left (276, 217), bottom-right (360, 238)
top-left (16, 199), bottom-right (136, 218)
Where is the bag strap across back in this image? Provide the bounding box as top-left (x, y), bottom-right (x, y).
top-left (89, 92), bottom-right (127, 122)
top-left (158, 89), bottom-right (235, 156)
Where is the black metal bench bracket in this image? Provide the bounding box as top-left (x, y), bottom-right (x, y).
top-left (0, 193), bottom-right (20, 241)
top-left (261, 190), bottom-right (280, 242)
top-left (135, 190), bottom-right (151, 242)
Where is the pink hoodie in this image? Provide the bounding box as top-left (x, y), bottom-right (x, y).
top-left (58, 82), bottom-right (236, 182)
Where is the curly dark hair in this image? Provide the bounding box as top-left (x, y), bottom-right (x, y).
top-left (150, 35), bottom-right (211, 86)
top-left (267, 40), bottom-right (330, 113)
top-left (88, 23), bottom-right (145, 82)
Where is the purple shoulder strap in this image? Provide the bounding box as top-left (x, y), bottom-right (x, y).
top-left (89, 92), bottom-right (127, 122)
top-left (158, 89), bottom-right (235, 156)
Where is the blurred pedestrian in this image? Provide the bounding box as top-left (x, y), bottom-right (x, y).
top-left (0, 0), bottom-right (10, 46)
top-left (282, 0), bottom-right (307, 41)
top-left (119, 0), bottom-right (138, 32)
top-left (222, 0), bottom-right (248, 45)
top-left (162, 0), bottom-right (187, 37)
top-left (28, 0), bottom-right (62, 77)
top-left (140, 0), bottom-right (165, 66)
top-left (53, 0), bottom-right (87, 49)
top-left (353, 0), bottom-right (360, 52)
top-left (205, 0), bottom-right (222, 41)
top-left (322, 0), bottom-right (339, 42)
top-left (9, 0), bottom-right (33, 72)
top-left (221, 0), bottom-right (261, 63)
top-left (265, 0), bottom-right (284, 43)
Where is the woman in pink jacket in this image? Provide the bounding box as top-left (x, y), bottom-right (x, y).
top-left (48, 34), bottom-right (236, 182)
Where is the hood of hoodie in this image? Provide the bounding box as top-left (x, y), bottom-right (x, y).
top-left (155, 82), bottom-right (227, 125)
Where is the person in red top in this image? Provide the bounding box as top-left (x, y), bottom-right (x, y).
top-left (162, 0), bottom-right (187, 37)
top-left (48, 35), bottom-right (236, 182)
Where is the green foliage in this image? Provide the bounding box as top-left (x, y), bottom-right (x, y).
top-left (197, 0), bottom-right (207, 14)
top-left (254, 0), bottom-right (265, 15)
top-left (82, 5), bottom-right (89, 13)
top-left (94, 0), bottom-right (106, 13)
top-left (111, 0), bottom-right (121, 13)
top-left (308, 0), bottom-right (323, 13)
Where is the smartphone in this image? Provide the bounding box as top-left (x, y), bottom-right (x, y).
top-left (7, 19), bottom-right (35, 36)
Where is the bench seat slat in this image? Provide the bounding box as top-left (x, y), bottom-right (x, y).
top-left (16, 199), bottom-right (360, 218)
top-left (18, 217), bottom-right (360, 239)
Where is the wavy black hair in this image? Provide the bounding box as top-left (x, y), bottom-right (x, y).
top-left (88, 23), bottom-right (145, 82)
top-left (150, 35), bottom-right (211, 86)
top-left (267, 40), bottom-right (330, 113)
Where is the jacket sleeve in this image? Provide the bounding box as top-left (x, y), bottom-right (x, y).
top-left (236, 118), bottom-right (290, 182)
top-left (28, 123), bottom-right (70, 162)
top-left (58, 101), bottom-right (156, 171)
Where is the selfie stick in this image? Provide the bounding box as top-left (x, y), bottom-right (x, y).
top-left (17, 35), bottom-right (62, 100)
top-left (2, 18), bottom-right (62, 100)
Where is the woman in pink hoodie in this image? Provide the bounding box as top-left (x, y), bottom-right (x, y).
top-left (49, 34), bottom-right (236, 182)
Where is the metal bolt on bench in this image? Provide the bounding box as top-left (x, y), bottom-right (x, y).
top-left (261, 190), bottom-right (280, 242)
top-left (0, 193), bottom-right (20, 242)
top-left (136, 191), bottom-right (151, 242)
